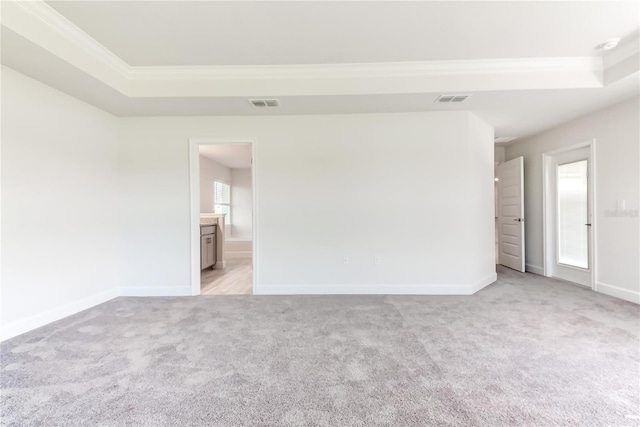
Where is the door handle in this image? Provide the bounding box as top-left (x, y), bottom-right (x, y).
top-left (585, 223), bottom-right (592, 226)
top-left (513, 218), bottom-right (524, 222)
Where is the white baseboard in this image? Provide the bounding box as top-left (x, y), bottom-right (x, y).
top-left (596, 282), bottom-right (640, 304)
top-left (526, 264), bottom-right (545, 276)
top-left (1, 284), bottom-right (194, 341)
top-left (469, 272), bottom-right (498, 294)
top-left (225, 251), bottom-right (252, 259)
top-left (0, 272), bottom-right (498, 341)
top-left (0, 288), bottom-right (119, 342)
top-left (119, 286), bottom-right (192, 297)
top-left (260, 273), bottom-right (498, 296)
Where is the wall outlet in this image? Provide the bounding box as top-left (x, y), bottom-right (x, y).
top-left (342, 256), bottom-right (349, 265)
top-left (374, 255), bottom-right (381, 265)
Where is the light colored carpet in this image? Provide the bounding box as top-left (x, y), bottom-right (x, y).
top-left (2, 267), bottom-right (639, 426)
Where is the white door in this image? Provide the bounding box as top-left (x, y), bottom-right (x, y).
top-left (497, 156), bottom-right (525, 272)
top-left (547, 147), bottom-right (592, 287)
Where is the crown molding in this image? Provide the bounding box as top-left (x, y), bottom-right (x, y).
top-left (126, 57), bottom-right (603, 97)
top-left (603, 30), bottom-right (640, 69)
top-left (128, 57), bottom-right (602, 81)
top-left (2, 0), bottom-right (605, 98)
top-left (7, 0), bottom-right (130, 77)
top-left (2, 0), bottom-right (130, 93)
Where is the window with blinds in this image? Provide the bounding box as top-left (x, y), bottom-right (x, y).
top-left (214, 181), bottom-right (231, 225)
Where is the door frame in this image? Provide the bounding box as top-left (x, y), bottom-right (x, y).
top-left (188, 138), bottom-right (258, 296)
top-left (542, 139), bottom-right (596, 289)
top-left (497, 156), bottom-right (526, 272)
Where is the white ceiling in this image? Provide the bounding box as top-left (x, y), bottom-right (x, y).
top-left (200, 144), bottom-right (252, 169)
top-left (45, 1), bottom-right (639, 66)
top-left (3, 25), bottom-right (637, 140)
top-left (2, 1), bottom-right (639, 143)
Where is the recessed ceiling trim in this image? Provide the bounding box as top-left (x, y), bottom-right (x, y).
top-left (3, 0), bottom-right (607, 99)
top-left (126, 62), bottom-right (603, 98)
top-left (129, 57), bottom-right (602, 81)
top-left (4, 1), bottom-right (128, 74)
top-left (3, 0), bottom-right (130, 91)
top-left (602, 32), bottom-right (640, 68)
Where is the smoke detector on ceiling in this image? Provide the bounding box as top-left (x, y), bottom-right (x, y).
top-left (249, 99), bottom-right (280, 107)
top-left (596, 38), bottom-right (620, 51)
top-left (434, 94), bottom-right (472, 104)
top-left (494, 136), bottom-right (518, 144)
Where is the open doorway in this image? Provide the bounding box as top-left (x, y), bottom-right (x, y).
top-left (189, 139), bottom-right (256, 295)
top-left (543, 140), bottom-right (595, 288)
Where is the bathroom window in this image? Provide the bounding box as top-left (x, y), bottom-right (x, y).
top-left (214, 181), bottom-right (231, 225)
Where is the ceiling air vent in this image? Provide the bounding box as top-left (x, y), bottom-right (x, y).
top-left (249, 99), bottom-right (280, 107)
top-left (434, 94), bottom-right (471, 104)
top-left (494, 136), bottom-right (518, 144)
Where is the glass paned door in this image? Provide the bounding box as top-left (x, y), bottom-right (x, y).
top-left (557, 160), bottom-right (589, 269)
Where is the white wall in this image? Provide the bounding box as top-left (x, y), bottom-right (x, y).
top-left (119, 112), bottom-right (496, 294)
top-left (505, 96), bottom-right (639, 302)
top-left (1, 67), bottom-right (120, 339)
top-left (469, 114), bottom-right (498, 274)
top-left (0, 67), bottom-right (496, 339)
top-left (230, 168), bottom-right (252, 239)
top-left (199, 155), bottom-right (230, 214)
top-left (495, 146), bottom-right (505, 164)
